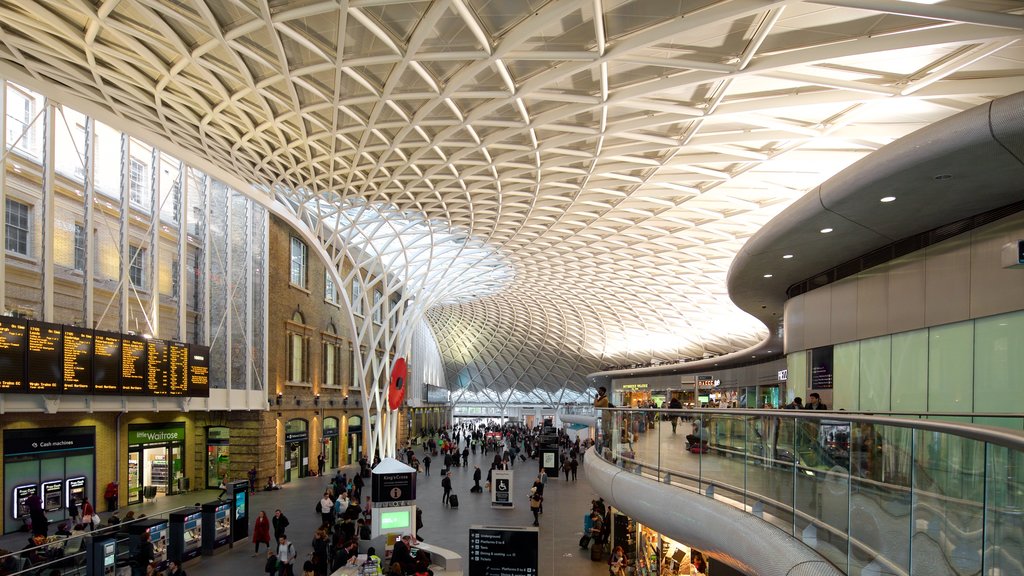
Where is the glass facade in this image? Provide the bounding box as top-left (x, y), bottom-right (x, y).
top-left (1, 80), bottom-right (267, 392)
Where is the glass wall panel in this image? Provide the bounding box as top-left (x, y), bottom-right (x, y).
top-left (251, 205), bottom-right (266, 390)
top-left (208, 180), bottom-right (229, 389)
top-left (984, 445), bottom-right (1024, 574)
top-left (859, 336), bottom-right (891, 411)
top-left (53, 106), bottom-right (88, 182)
top-left (974, 310), bottom-right (1024, 415)
top-left (927, 321), bottom-right (974, 413)
top-left (833, 341), bottom-right (860, 411)
top-left (5, 83), bottom-right (43, 160)
top-left (229, 192), bottom-right (248, 390)
top-left (890, 329), bottom-right (928, 412)
top-left (93, 121), bottom-right (121, 198)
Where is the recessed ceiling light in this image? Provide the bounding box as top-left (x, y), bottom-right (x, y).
top-left (782, 254), bottom-right (793, 259)
top-left (820, 227), bottom-right (833, 234)
top-left (763, 274), bottom-right (773, 278)
top-left (880, 196), bottom-right (896, 203)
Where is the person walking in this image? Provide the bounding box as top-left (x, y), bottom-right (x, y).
top-left (440, 472), bottom-right (452, 506)
top-left (668, 397), bottom-right (682, 433)
top-left (132, 530), bottom-right (155, 576)
top-left (472, 466), bottom-right (482, 492)
top-left (529, 488), bottom-right (542, 526)
top-left (80, 496), bottom-right (95, 532)
top-left (570, 457), bottom-right (578, 481)
top-left (276, 535), bottom-right (297, 576)
top-left (272, 509), bottom-right (290, 542)
top-left (423, 453), bottom-right (432, 476)
top-left (352, 472), bottom-right (364, 500)
top-left (253, 511), bottom-right (271, 555)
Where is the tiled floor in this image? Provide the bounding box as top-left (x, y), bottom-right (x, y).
top-left (4, 448), bottom-right (610, 576)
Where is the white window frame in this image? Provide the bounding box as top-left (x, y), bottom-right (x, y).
top-left (128, 245), bottom-right (145, 289)
top-left (5, 199), bottom-right (31, 256)
top-left (290, 236), bottom-right (307, 288)
top-left (129, 157), bottom-right (147, 207)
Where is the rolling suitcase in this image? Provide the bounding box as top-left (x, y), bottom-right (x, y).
top-left (578, 535), bottom-right (591, 549)
top-left (448, 494), bottom-right (459, 508)
top-left (590, 543), bottom-right (604, 562)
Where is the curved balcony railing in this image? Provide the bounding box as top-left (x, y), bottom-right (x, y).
top-left (595, 408), bottom-right (1024, 576)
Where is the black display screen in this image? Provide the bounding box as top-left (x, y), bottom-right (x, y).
top-left (63, 326), bottom-right (94, 394)
top-left (0, 318), bottom-right (26, 392)
top-left (188, 345), bottom-right (210, 398)
top-left (93, 330), bottom-right (122, 394)
top-left (0, 321), bottom-right (207, 397)
top-left (468, 526), bottom-right (539, 576)
top-left (120, 334), bottom-right (148, 394)
top-left (26, 321), bottom-right (63, 392)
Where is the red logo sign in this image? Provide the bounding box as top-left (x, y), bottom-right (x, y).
top-left (388, 357), bottom-right (407, 410)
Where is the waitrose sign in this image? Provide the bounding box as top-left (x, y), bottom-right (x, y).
top-left (129, 426), bottom-right (186, 444)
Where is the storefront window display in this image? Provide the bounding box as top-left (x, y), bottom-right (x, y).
top-left (127, 423), bottom-right (185, 504)
top-left (322, 417), bottom-right (339, 471)
top-left (206, 427), bottom-right (230, 489)
top-left (607, 506), bottom-right (719, 575)
top-left (346, 416), bottom-right (362, 465)
top-left (284, 419), bottom-right (308, 482)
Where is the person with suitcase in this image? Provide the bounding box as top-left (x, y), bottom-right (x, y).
top-left (441, 472), bottom-right (452, 506)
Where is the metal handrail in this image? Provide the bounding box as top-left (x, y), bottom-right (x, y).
top-left (0, 503), bottom-right (195, 573)
top-left (597, 407), bottom-right (1024, 451)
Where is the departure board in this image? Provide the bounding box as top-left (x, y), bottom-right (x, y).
top-left (0, 319), bottom-right (208, 397)
top-left (189, 344), bottom-right (210, 398)
top-left (62, 326), bottom-right (93, 393)
top-left (146, 339), bottom-right (188, 396)
top-left (93, 330), bottom-right (122, 394)
top-left (0, 318), bottom-right (26, 392)
top-left (121, 335), bottom-right (147, 394)
top-left (26, 321), bottom-right (62, 392)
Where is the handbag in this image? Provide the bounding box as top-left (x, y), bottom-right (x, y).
top-left (82, 514), bottom-right (93, 525)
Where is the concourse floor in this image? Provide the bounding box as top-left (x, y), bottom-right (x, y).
top-left (3, 448), bottom-right (610, 576)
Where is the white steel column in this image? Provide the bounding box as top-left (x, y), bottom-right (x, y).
top-left (177, 161), bottom-right (187, 340)
top-left (147, 145), bottom-right (159, 336)
top-left (118, 132), bottom-right (130, 331)
top-left (0, 81), bottom-right (6, 309)
top-left (40, 101), bottom-right (56, 321)
top-left (245, 200), bottom-right (254, 392)
top-left (202, 174), bottom-right (211, 348)
top-left (83, 117), bottom-right (95, 327)
top-left (224, 190), bottom-right (232, 402)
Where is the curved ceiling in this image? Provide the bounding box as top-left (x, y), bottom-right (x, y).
top-left (2, 0), bottom-right (1024, 395)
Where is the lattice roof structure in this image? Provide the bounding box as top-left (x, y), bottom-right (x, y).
top-left (2, 0), bottom-right (1023, 399)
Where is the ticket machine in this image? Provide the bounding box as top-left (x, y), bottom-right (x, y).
top-left (201, 500), bottom-right (231, 554)
top-left (127, 519), bottom-right (169, 572)
top-left (86, 537), bottom-right (117, 576)
top-left (168, 507), bottom-right (203, 562)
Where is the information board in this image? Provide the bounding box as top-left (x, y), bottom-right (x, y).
top-left (121, 335), bottom-right (147, 394)
top-left (26, 321), bottom-right (62, 392)
top-left (811, 345), bottom-right (834, 390)
top-left (0, 318), bottom-right (26, 391)
top-left (0, 320), bottom-right (208, 397)
top-left (93, 330), bottom-right (122, 393)
top-left (63, 326), bottom-right (94, 393)
top-left (490, 470), bottom-right (513, 509)
top-left (468, 526), bottom-right (538, 576)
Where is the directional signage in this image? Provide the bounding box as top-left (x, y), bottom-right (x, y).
top-left (490, 470), bottom-right (513, 509)
top-left (468, 525), bottom-right (538, 576)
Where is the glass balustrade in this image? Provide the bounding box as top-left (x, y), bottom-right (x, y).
top-left (593, 408), bottom-right (1024, 576)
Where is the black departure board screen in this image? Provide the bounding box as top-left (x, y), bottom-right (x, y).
top-left (0, 318), bottom-right (26, 392)
top-left (62, 326), bottom-right (93, 393)
top-left (188, 344), bottom-right (210, 398)
top-left (26, 321), bottom-right (62, 392)
top-left (0, 319), bottom-right (208, 397)
top-left (145, 340), bottom-right (188, 396)
top-left (93, 330), bottom-right (121, 394)
top-left (121, 335), bottom-right (147, 394)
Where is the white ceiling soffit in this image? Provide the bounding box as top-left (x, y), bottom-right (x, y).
top-left (1, 0), bottom-right (1023, 395)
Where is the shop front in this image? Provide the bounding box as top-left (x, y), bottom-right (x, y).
top-left (3, 426), bottom-right (96, 534)
top-left (127, 423), bottom-right (186, 505)
top-left (322, 417), bottom-right (339, 471)
top-left (346, 416), bottom-right (362, 465)
top-left (206, 427), bottom-right (230, 489)
top-left (284, 419), bottom-right (308, 483)
top-left (619, 383), bottom-right (652, 407)
top-left (607, 506), bottom-right (741, 575)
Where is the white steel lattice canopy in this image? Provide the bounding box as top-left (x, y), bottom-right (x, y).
top-left (2, 0), bottom-right (1024, 398)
